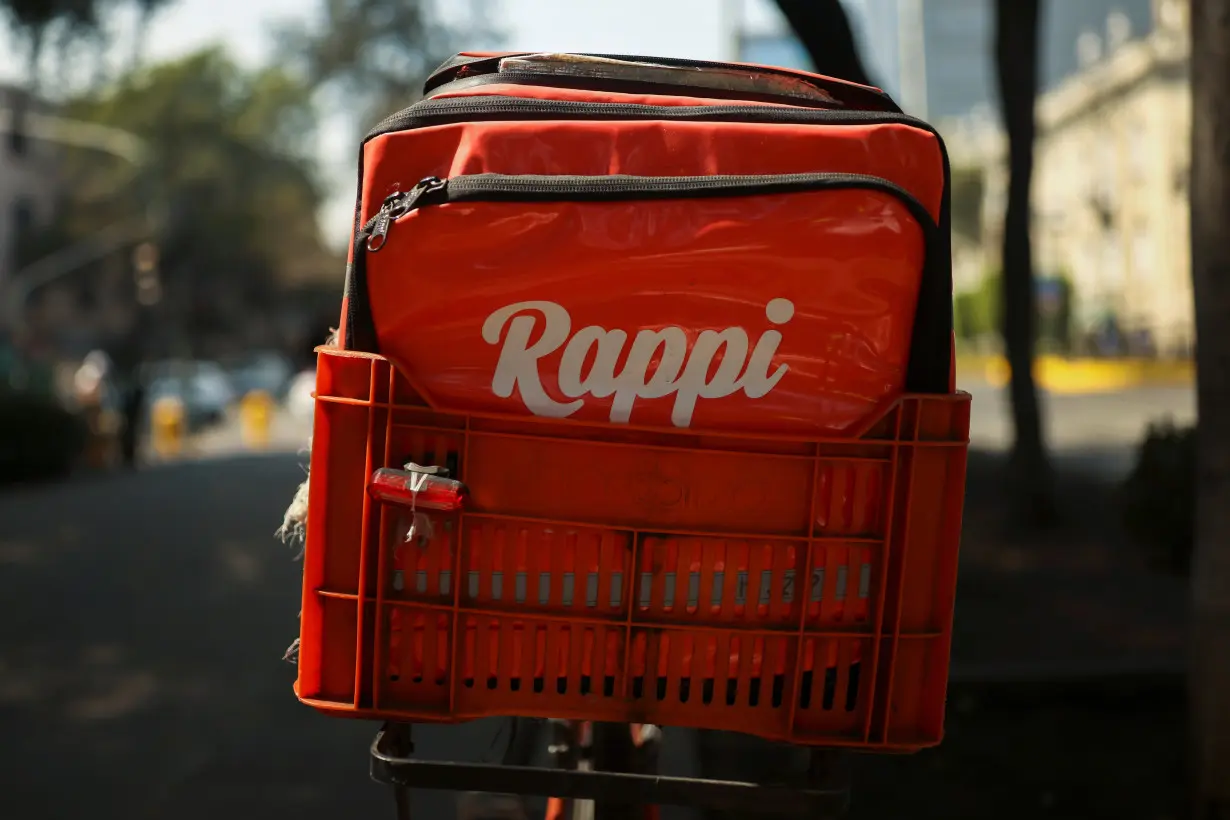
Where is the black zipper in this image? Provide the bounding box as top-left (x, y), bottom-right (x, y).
top-left (361, 172), bottom-right (937, 252)
top-left (352, 172), bottom-right (949, 394)
top-left (364, 95), bottom-right (931, 145)
top-left (423, 52), bottom-right (899, 113)
top-left (357, 95), bottom-right (951, 258)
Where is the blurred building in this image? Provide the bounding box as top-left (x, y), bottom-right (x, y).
top-left (725, 0), bottom-right (815, 72)
top-left (0, 86), bottom-right (60, 296)
top-left (1034, 0), bottom-right (1191, 357)
top-left (856, 0), bottom-right (1156, 120)
top-left (727, 1), bottom-right (1153, 122)
top-left (943, 112), bottom-right (1005, 295)
top-left (856, 0), bottom-right (993, 120)
top-left (0, 88), bottom-right (146, 362)
top-left (0, 89), bottom-right (332, 367)
top-left (980, 0), bottom-right (1192, 358)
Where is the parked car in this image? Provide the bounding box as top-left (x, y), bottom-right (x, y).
top-left (142, 360), bottom-right (237, 431)
top-left (286, 368), bottom-right (316, 422)
top-left (224, 351), bottom-right (295, 402)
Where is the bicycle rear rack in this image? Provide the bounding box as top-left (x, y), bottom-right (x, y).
top-left (370, 722), bottom-right (851, 819)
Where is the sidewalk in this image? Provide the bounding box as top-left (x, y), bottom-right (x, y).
top-left (949, 568), bottom-right (1185, 683)
top-left (181, 408), bottom-right (312, 459)
top-left (947, 448), bottom-right (1186, 684)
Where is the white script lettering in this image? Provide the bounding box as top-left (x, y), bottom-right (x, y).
top-left (481, 298), bottom-right (795, 428)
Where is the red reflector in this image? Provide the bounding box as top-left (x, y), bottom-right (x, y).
top-left (368, 467), bottom-right (467, 512)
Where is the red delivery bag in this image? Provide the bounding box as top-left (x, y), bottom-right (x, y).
top-left (296, 52), bottom-right (969, 751)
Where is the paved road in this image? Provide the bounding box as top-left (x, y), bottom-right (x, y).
top-left (191, 381), bottom-right (1197, 478)
top-left (205, 380), bottom-right (1196, 448)
top-left (0, 383), bottom-right (1194, 819)
top-left (0, 455), bottom-right (705, 820)
top-left (0, 455), bottom-right (387, 819)
top-left (960, 380), bottom-right (1195, 452)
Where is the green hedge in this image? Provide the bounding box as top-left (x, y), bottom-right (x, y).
top-left (0, 391), bottom-right (88, 484)
top-left (953, 273), bottom-right (1074, 353)
top-left (954, 274), bottom-right (1002, 342)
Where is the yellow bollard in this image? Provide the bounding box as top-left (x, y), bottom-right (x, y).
top-left (240, 389), bottom-right (274, 450)
top-left (151, 396), bottom-right (185, 459)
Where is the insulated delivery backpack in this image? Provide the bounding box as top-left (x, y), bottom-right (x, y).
top-left (295, 52), bottom-right (969, 751)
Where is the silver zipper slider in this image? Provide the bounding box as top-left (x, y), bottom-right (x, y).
top-left (366, 191), bottom-right (404, 252)
top-left (401, 176), bottom-right (446, 212)
top-left (365, 177), bottom-right (446, 253)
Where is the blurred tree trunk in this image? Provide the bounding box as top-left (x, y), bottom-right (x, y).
top-left (772, 0), bottom-right (874, 87)
top-left (993, 0), bottom-right (1055, 521)
top-left (1190, 1), bottom-right (1230, 816)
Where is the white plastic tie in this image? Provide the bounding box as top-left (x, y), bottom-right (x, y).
top-left (403, 462), bottom-right (436, 545)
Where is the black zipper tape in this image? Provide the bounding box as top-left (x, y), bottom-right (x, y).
top-left (422, 52), bottom-right (900, 113)
top-left (351, 172), bottom-right (949, 395)
top-left (364, 95), bottom-right (929, 144)
top-left (343, 98), bottom-right (952, 396)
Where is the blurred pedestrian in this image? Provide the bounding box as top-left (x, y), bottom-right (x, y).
top-left (119, 369), bottom-right (146, 469)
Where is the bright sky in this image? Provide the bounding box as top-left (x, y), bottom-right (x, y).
top-left (122, 0), bottom-right (796, 67)
top-left (0, 0), bottom-right (871, 248)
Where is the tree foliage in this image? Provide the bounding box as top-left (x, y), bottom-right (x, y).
top-left (43, 48), bottom-right (333, 357)
top-left (953, 273), bottom-right (1002, 344)
top-left (279, 0), bottom-right (494, 130)
top-left (1, 0), bottom-right (99, 38)
top-left (0, 0), bottom-right (174, 90)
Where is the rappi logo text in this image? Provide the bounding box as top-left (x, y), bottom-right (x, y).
top-left (480, 298), bottom-right (795, 428)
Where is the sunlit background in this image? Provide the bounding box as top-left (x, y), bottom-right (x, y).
top-left (0, 2), bottom-right (1206, 818)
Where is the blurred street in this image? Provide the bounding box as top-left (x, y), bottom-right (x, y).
top-left (0, 429), bottom-right (714, 820)
top-left (0, 453), bottom-right (375, 819)
top-left (188, 375), bottom-right (1200, 469)
top-left (0, 377), bottom-right (1192, 819)
top-left (0, 0), bottom-right (1220, 815)
top-left (0, 451), bottom-right (536, 820)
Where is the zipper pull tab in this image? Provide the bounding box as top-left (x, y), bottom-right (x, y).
top-left (366, 192), bottom-right (403, 252)
top-left (365, 177), bottom-right (446, 253)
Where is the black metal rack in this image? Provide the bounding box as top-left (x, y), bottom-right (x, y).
top-left (369, 722), bottom-right (851, 819)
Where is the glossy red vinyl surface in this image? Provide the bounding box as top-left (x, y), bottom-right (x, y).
top-left (365, 188), bottom-right (927, 436)
top-left (360, 120), bottom-right (944, 232)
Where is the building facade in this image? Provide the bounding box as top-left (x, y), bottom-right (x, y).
top-left (981, 0), bottom-right (1192, 357)
top-left (721, 0), bottom-right (1194, 357)
top-left (855, 0), bottom-right (993, 119)
top-left (852, 0), bottom-right (1155, 121)
top-left (0, 86), bottom-right (60, 294)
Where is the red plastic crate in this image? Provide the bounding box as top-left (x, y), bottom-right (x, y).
top-left (295, 347), bottom-right (969, 751)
